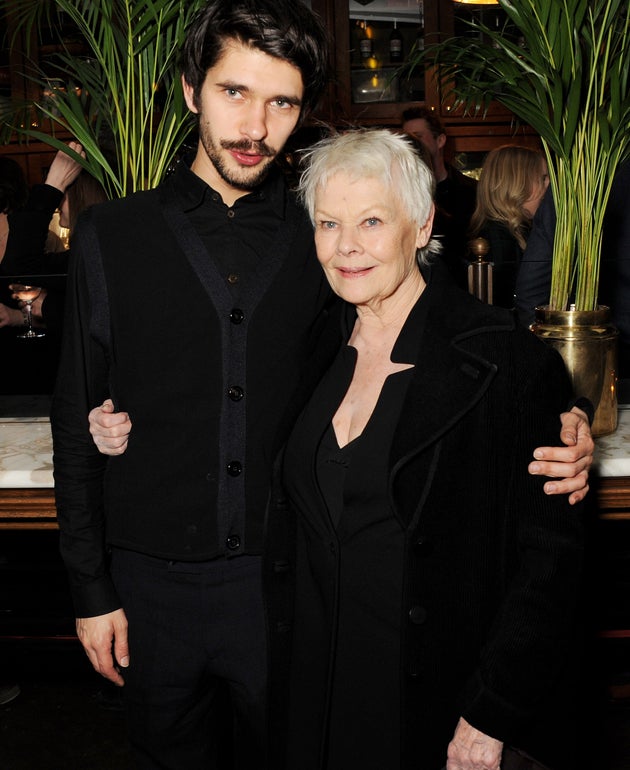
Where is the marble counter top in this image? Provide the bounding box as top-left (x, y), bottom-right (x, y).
top-left (594, 405), bottom-right (630, 477)
top-left (0, 395), bottom-right (53, 488)
top-left (0, 418), bottom-right (54, 488)
top-left (0, 402), bottom-right (629, 489)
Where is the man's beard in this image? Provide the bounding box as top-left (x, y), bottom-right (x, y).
top-left (199, 122), bottom-right (277, 192)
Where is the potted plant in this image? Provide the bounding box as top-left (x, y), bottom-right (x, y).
top-left (406, 0), bottom-right (630, 434)
top-left (3, 0), bottom-right (207, 198)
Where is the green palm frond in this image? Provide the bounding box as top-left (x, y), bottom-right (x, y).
top-left (409, 0), bottom-right (630, 310)
top-left (2, 0), bottom-right (206, 198)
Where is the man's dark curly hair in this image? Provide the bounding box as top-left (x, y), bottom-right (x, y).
top-left (180, 0), bottom-right (330, 125)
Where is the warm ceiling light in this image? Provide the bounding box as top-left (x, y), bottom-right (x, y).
top-left (453, 0), bottom-right (499, 4)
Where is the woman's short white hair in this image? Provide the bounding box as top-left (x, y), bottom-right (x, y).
top-left (297, 128), bottom-right (441, 265)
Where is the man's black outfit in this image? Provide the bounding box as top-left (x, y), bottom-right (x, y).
top-left (432, 164), bottom-right (478, 288)
top-left (51, 161), bottom-right (337, 769)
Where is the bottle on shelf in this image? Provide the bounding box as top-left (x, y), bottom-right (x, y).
top-left (415, 2), bottom-right (425, 54)
top-left (389, 19), bottom-right (404, 63)
top-left (359, 21), bottom-right (373, 61)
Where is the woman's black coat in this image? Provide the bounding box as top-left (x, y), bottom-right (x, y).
top-left (264, 262), bottom-right (584, 770)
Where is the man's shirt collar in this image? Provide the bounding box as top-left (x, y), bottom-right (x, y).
top-left (169, 157), bottom-right (288, 218)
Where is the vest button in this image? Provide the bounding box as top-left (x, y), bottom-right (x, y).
top-left (227, 460), bottom-right (242, 477)
top-left (227, 385), bottom-right (244, 401)
top-left (226, 535), bottom-right (241, 550)
top-left (230, 308), bottom-right (244, 324)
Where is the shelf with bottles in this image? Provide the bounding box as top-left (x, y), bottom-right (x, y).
top-left (438, 0), bottom-right (519, 119)
top-left (349, 1), bottom-right (425, 106)
top-left (349, 16), bottom-right (425, 104)
top-left (452, 2), bottom-right (520, 46)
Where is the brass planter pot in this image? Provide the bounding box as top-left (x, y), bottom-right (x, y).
top-left (531, 306), bottom-right (618, 437)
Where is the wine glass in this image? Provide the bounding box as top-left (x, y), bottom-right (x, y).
top-left (10, 283), bottom-right (46, 339)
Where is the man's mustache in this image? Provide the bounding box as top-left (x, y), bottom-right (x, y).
top-left (221, 139), bottom-right (275, 157)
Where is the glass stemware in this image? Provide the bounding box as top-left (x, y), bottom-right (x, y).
top-left (10, 283), bottom-right (46, 339)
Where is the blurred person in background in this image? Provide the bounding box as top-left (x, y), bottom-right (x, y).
top-left (402, 106), bottom-right (477, 287)
top-left (469, 145), bottom-right (549, 309)
top-left (2, 141), bottom-right (107, 353)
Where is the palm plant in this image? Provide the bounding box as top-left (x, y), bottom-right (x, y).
top-left (408, 0), bottom-right (630, 312)
top-left (3, 0), bottom-right (206, 198)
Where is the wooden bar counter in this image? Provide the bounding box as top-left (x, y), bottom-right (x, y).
top-left (0, 396), bottom-right (56, 529)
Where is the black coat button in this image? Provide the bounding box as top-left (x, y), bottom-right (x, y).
top-left (227, 461), bottom-right (242, 476)
top-left (226, 535), bottom-right (241, 550)
top-left (227, 385), bottom-right (244, 401)
top-left (230, 308), bottom-right (244, 324)
top-left (408, 606), bottom-right (428, 624)
top-left (272, 560), bottom-right (290, 573)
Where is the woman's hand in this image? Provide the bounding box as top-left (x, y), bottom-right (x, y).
top-left (0, 302), bottom-right (24, 328)
top-left (45, 140), bottom-right (85, 193)
top-left (12, 288), bottom-right (47, 324)
top-left (529, 406), bottom-right (594, 504)
top-left (446, 717), bottom-right (503, 770)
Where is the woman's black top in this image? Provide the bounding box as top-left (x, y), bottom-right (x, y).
top-left (287, 337), bottom-right (416, 769)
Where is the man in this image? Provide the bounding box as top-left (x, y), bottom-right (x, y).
top-left (402, 106), bottom-right (478, 286)
top-left (51, 2), bottom-right (330, 767)
top-left (52, 2), bottom-right (593, 768)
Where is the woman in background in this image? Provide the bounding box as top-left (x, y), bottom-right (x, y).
top-left (268, 129), bottom-right (584, 770)
top-left (469, 145), bottom-right (549, 308)
top-left (2, 141), bottom-right (107, 336)
top-left (0, 157), bottom-right (29, 328)
top-left (1, 141), bottom-right (107, 382)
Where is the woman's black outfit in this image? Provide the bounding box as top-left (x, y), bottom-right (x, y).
top-left (480, 219), bottom-right (529, 309)
top-left (2, 183), bottom-right (69, 335)
top-left (288, 346), bottom-right (415, 769)
top-left (0, 184), bottom-right (66, 394)
top-left (265, 261), bottom-right (584, 770)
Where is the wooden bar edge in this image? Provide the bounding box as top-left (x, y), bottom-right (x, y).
top-left (0, 488), bottom-right (57, 529)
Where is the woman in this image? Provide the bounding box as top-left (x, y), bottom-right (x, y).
top-left (0, 143), bottom-right (107, 393)
top-left (469, 145), bottom-right (549, 308)
top-left (2, 141), bottom-right (107, 336)
top-left (267, 130), bottom-right (583, 770)
top-left (0, 157), bottom-right (29, 328)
